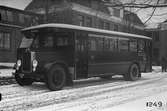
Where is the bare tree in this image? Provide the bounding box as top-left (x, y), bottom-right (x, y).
top-left (102, 0), bottom-right (167, 24)
top-left (103, 0), bottom-right (167, 8)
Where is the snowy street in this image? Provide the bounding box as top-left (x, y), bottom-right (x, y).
top-left (1, 66), bottom-right (167, 111)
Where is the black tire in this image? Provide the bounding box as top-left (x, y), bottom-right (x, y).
top-left (15, 74), bottom-right (33, 86)
top-left (124, 64), bottom-right (140, 81)
top-left (46, 65), bottom-right (66, 91)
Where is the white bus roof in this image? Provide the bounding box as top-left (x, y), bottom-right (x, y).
top-left (22, 23), bottom-right (152, 40)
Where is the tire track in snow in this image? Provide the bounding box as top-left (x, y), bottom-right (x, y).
top-left (29, 76), bottom-right (167, 111)
top-left (1, 73), bottom-right (167, 111)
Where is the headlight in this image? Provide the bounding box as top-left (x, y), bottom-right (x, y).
top-left (32, 59), bottom-right (38, 67)
top-left (17, 59), bottom-right (21, 67)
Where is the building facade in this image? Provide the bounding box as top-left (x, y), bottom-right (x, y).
top-left (157, 21), bottom-right (167, 65)
top-left (145, 20), bottom-right (167, 65)
top-left (145, 28), bottom-right (160, 65)
top-left (25, 0), bottom-right (146, 35)
top-left (0, 6), bottom-right (43, 62)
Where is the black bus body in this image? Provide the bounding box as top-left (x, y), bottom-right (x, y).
top-left (13, 23), bottom-right (152, 91)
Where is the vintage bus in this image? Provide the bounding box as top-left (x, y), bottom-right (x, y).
top-left (13, 23), bottom-right (152, 91)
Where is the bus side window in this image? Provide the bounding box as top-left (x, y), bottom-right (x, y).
top-left (88, 37), bottom-right (96, 51)
top-left (56, 37), bottom-right (69, 47)
top-left (104, 38), bottom-right (110, 51)
top-left (109, 38), bottom-right (117, 52)
top-left (118, 38), bottom-right (129, 52)
top-left (80, 39), bottom-right (85, 52)
top-left (75, 39), bottom-right (80, 51)
top-left (44, 36), bottom-right (54, 48)
top-left (96, 38), bottom-right (103, 51)
top-left (129, 39), bottom-right (137, 52)
top-left (138, 39), bottom-right (145, 52)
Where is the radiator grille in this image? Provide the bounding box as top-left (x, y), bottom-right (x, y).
top-left (22, 52), bottom-right (31, 72)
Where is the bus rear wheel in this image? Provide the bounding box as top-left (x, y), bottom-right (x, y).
top-left (124, 64), bottom-right (140, 81)
top-left (46, 65), bottom-right (66, 91)
top-left (15, 74), bottom-right (33, 86)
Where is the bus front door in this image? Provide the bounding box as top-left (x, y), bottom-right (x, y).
top-left (75, 35), bottom-right (88, 79)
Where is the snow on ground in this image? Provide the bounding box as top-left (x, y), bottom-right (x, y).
top-left (28, 76), bottom-right (167, 111)
top-left (0, 63), bottom-right (14, 78)
top-left (0, 69), bottom-right (14, 78)
top-left (0, 63), bottom-right (14, 68)
top-left (105, 92), bottom-right (167, 111)
top-left (1, 66), bottom-right (167, 111)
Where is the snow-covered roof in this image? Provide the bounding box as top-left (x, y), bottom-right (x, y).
top-left (22, 23), bottom-right (152, 40)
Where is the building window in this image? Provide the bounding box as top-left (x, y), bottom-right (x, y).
top-left (24, 15), bottom-right (31, 25)
top-left (6, 11), bottom-right (13, 22)
top-left (0, 9), bottom-right (7, 21)
top-left (78, 15), bottom-right (84, 26)
top-left (85, 17), bottom-right (92, 27)
top-left (113, 8), bottom-right (120, 17)
top-left (99, 20), bottom-right (104, 29)
top-left (114, 24), bottom-right (119, 31)
top-left (19, 14), bottom-right (25, 23)
top-left (0, 10), bottom-right (13, 22)
top-left (31, 16), bottom-right (39, 26)
top-left (104, 22), bottom-right (110, 30)
top-left (0, 32), bottom-right (11, 50)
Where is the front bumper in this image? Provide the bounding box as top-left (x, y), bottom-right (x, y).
top-left (13, 71), bottom-right (35, 77)
top-left (13, 71), bottom-right (44, 81)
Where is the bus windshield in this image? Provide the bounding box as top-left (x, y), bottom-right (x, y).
top-left (20, 37), bottom-right (33, 48)
top-left (20, 30), bottom-right (37, 48)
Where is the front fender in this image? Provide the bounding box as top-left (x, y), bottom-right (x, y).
top-left (43, 61), bottom-right (69, 73)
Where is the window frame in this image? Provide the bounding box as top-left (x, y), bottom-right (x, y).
top-left (129, 39), bottom-right (137, 52)
top-left (0, 9), bottom-right (7, 21)
top-left (118, 38), bottom-right (129, 52)
top-left (0, 31), bottom-right (11, 50)
top-left (85, 16), bottom-right (92, 27)
top-left (78, 15), bottom-right (84, 26)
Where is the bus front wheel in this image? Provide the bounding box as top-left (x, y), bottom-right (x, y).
top-left (46, 65), bottom-right (66, 91)
top-left (15, 74), bottom-right (33, 86)
top-left (124, 64), bottom-right (140, 81)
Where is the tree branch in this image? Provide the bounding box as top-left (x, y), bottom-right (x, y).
top-left (104, 3), bottom-right (167, 8)
top-left (144, 0), bottom-right (160, 24)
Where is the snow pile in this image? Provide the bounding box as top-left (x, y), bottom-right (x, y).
top-left (0, 69), bottom-right (14, 78)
